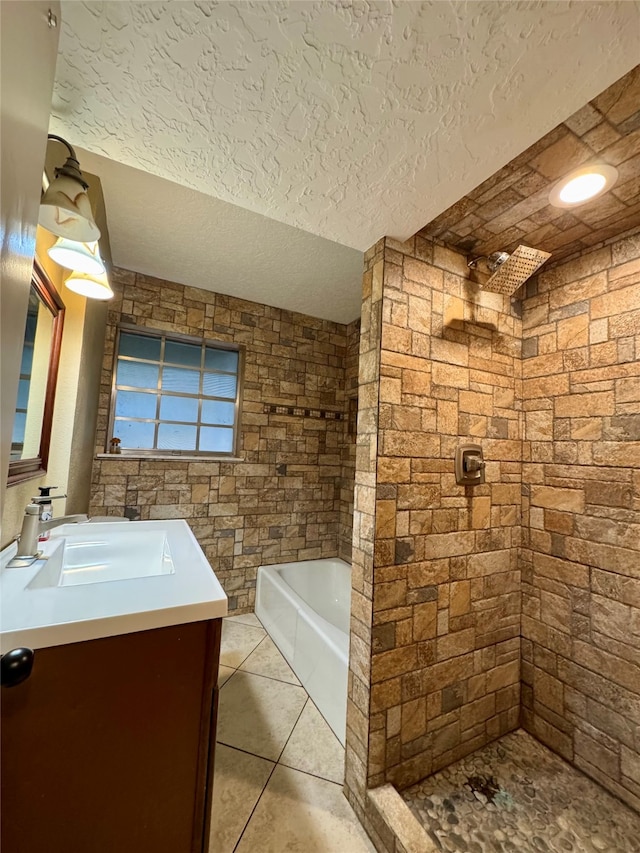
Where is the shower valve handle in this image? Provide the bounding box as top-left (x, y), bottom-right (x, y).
top-left (465, 456), bottom-right (485, 473)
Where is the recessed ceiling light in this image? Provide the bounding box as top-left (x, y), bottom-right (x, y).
top-left (549, 164), bottom-right (618, 208)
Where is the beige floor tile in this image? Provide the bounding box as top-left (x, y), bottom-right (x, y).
top-left (239, 635), bottom-right (300, 685)
top-left (219, 619), bottom-right (266, 668)
top-left (217, 670), bottom-right (307, 761)
top-left (280, 700), bottom-right (345, 784)
top-left (218, 664), bottom-right (235, 687)
top-left (235, 765), bottom-right (376, 853)
top-left (225, 612), bottom-right (264, 628)
top-left (209, 744), bottom-right (274, 853)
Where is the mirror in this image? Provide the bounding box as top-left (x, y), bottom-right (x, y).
top-left (8, 259), bottom-right (64, 485)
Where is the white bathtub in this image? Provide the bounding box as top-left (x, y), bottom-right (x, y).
top-left (255, 557), bottom-right (351, 745)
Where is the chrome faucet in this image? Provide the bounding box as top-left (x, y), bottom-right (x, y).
top-left (14, 498), bottom-right (88, 561)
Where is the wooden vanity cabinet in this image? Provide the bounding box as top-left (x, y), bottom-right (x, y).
top-left (1, 618), bottom-right (222, 853)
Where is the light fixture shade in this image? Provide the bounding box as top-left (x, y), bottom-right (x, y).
top-left (64, 270), bottom-right (113, 301)
top-left (39, 174), bottom-right (101, 242)
top-left (47, 238), bottom-right (105, 275)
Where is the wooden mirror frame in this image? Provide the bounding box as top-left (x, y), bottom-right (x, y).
top-left (7, 259), bottom-right (65, 486)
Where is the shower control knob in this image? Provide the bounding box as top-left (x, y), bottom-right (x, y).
top-left (454, 444), bottom-right (486, 486)
top-left (465, 456), bottom-right (485, 473)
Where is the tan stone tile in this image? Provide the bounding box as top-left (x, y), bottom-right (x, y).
top-left (557, 314), bottom-right (589, 350)
top-left (437, 628), bottom-right (476, 661)
top-left (280, 701), bottom-right (345, 784)
top-left (236, 765), bottom-right (375, 853)
top-left (413, 602), bottom-right (437, 641)
top-left (401, 698), bottom-right (427, 743)
top-left (555, 392), bottom-right (615, 418)
top-left (217, 671), bottom-right (307, 761)
top-left (592, 284), bottom-right (640, 320)
top-left (450, 581), bottom-right (471, 617)
top-left (471, 496), bottom-right (491, 529)
top-left (467, 548), bottom-right (512, 577)
top-left (403, 259), bottom-right (443, 290)
top-left (432, 362), bottom-right (469, 389)
top-left (220, 620), bottom-right (267, 668)
top-left (372, 646), bottom-right (418, 683)
top-left (209, 745), bottom-right (274, 853)
top-left (239, 636), bottom-right (300, 686)
top-left (459, 390), bottom-right (493, 415)
top-left (375, 500), bottom-right (397, 539)
top-left (459, 694), bottom-right (496, 731)
top-left (375, 580), bottom-right (408, 612)
top-left (377, 457), bottom-right (411, 483)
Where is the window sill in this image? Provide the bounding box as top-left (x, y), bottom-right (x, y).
top-left (95, 454), bottom-right (244, 462)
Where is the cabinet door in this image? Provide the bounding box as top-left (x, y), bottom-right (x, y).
top-left (1, 620), bottom-right (220, 853)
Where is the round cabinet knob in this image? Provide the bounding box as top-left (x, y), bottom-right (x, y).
top-left (1, 648), bottom-right (35, 688)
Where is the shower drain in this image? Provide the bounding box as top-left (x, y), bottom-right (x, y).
top-left (466, 774), bottom-right (501, 802)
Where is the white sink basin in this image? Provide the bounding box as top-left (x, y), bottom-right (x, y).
top-left (1, 520), bottom-right (228, 652)
top-left (28, 529), bottom-right (175, 589)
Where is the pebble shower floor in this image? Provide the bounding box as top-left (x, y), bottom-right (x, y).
top-left (402, 730), bottom-right (640, 853)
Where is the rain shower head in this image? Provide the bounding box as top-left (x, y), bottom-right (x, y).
top-left (468, 245), bottom-right (552, 295)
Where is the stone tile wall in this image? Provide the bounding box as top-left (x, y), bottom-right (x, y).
top-left (339, 318), bottom-right (361, 563)
top-left (89, 268), bottom-right (358, 612)
top-left (346, 236), bottom-right (522, 816)
top-left (370, 236), bottom-right (523, 790)
top-left (345, 240), bottom-right (385, 820)
top-left (521, 229), bottom-right (640, 812)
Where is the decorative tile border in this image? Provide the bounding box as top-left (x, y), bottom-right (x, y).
top-left (263, 403), bottom-right (344, 421)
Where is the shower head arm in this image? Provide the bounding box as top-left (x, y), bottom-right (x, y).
top-left (467, 256), bottom-right (486, 270)
top-left (467, 252), bottom-right (510, 273)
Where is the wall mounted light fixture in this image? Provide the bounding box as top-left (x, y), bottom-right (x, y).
top-left (39, 135), bottom-right (101, 242)
top-left (47, 237), bottom-right (105, 275)
top-left (64, 270), bottom-right (114, 301)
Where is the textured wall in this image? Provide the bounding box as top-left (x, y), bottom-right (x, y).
top-left (521, 230), bottom-right (640, 812)
top-left (89, 268), bottom-right (357, 612)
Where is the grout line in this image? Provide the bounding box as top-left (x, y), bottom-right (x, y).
top-left (236, 666), bottom-right (301, 688)
top-left (228, 700), bottom-right (313, 849)
top-left (217, 654), bottom-right (347, 851)
top-left (274, 696), bottom-right (309, 765)
top-left (215, 739), bottom-right (277, 765)
top-left (275, 694), bottom-right (346, 785)
top-left (229, 636), bottom-right (302, 687)
top-left (277, 758), bottom-right (345, 787)
top-left (231, 758), bottom-right (279, 853)
top-left (220, 662), bottom-right (301, 690)
top-left (305, 694), bottom-right (345, 751)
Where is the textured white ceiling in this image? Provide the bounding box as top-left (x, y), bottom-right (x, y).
top-left (51, 1), bottom-right (640, 253)
top-left (74, 147), bottom-right (364, 323)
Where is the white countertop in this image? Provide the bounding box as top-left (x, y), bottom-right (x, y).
top-left (0, 520), bottom-right (228, 652)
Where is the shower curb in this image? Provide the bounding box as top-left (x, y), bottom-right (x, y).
top-left (366, 784), bottom-right (437, 853)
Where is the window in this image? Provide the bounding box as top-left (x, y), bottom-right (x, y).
top-left (108, 325), bottom-right (243, 457)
